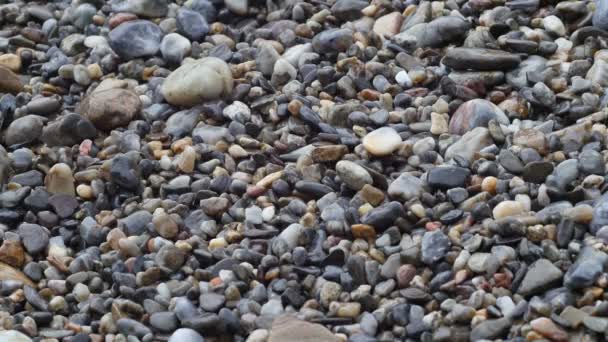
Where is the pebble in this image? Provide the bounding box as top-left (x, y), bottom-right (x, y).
top-left (336, 160), bottom-right (372, 190)
top-left (162, 57), bottom-right (233, 106)
top-left (0, 1), bottom-right (604, 341)
top-left (161, 33), bottom-right (192, 65)
top-left (169, 328), bottom-right (205, 342)
top-left (449, 99), bottom-right (509, 135)
top-left (109, 20), bottom-right (163, 60)
top-left (79, 88), bottom-right (141, 131)
top-left (362, 127), bottom-right (402, 156)
top-left (442, 48), bottom-right (521, 71)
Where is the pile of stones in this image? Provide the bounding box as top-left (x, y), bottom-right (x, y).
top-left (1, 0), bottom-right (608, 341)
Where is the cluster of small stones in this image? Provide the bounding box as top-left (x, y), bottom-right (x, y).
top-left (4, 0), bottom-right (608, 341)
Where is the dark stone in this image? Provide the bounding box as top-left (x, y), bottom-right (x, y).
top-left (427, 166), bottom-right (470, 189)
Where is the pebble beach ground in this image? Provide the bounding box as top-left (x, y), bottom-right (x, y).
top-left (2, 0), bottom-right (608, 341)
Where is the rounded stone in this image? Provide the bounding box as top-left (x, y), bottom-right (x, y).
top-left (449, 99), bottom-right (510, 135)
top-left (109, 20), bottom-right (163, 60)
top-left (362, 127), bottom-right (402, 156)
top-left (168, 328), bottom-right (204, 342)
top-left (493, 201), bottom-right (526, 219)
top-left (162, 57), bottom-right (233, 106)
top-left (336, 160), bottom-right (373, 190)
top-left (79, 88), bottom-right (141, 131)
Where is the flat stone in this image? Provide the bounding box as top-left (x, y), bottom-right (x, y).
top-left (470, 318), bottom-right (511, 341)
top-left (564, 246), bottom-right (608, 289)
top-left (445, 127), bottom-right (494, 162)
top-left (517, 259), bottom-right (563, 297)
top-left (442, 48), bottom-right (521, 71)
top-left (268, 315), bottom-right (339, 342)
top-left (427, 166), bottom-right (470, 189)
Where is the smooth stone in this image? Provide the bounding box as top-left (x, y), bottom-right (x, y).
top-left (467, 253), bottom-right (500, 275)
top-left (5, 115), bottom-right (43, 146)
top-left (27, 96), bottom-right (61, 115)
top-left (593, 0), bottom-right (608, 30)
top-left (267, 315), bottom-right (339, 342)
top-left (0, 330), bottom-right (32, 342)
top-left (164, 109), bottom-right (200, 138)
top-left (506, 55), bottom-right (547, 89)
top-left (162, 58), bottom-right (233, 106)
top-left (588, 50), bottom-right (608, 87)
top-left (226, 0), bottom-right (248, 15)
top-left (421, 230), bottom-right (450, 265)
top-left (517, 259), bottom-right (563, 297)
top-left (112, 0), bottom-right (168, 18)
top-left (155, 244), bottom-right (186, 271)
top-left (168, 328), bottom-right (204, 342)
top-left (312, 28), bottom-right (353, 52)
top-left (160, 33), bottom-right (191, 64)
top-left (427, 166), bottom-right (470, 189)
top-left (564, 246), bottom-right (608, 290)
top-left (116, 318), bottom-right (152, 337)
top-left (79, 88), bottom-right (141, 131)
top-left (336, 160), bottom-right (372, 191)
top-left (449, 99), bottom-right (509, 135)
top-left (388, 172), bottom-right (425, 201)
top-left (373, 12), bottom-right (403, 38)
top-left (0, 66), bottom-right (23, 94)
top-left (543, 15), bottom-right (566, 36)
top-left (256, 43), bottom-right (280, 77)
top-left (529, 317), bottom-right (567, 342)
top-left (331, 0), bottom-right (367, 21)
top-left (523, 161), bottom-right (553, 183)
top-left (200, 293), bottom-right (226, 312)
top-left (470, 318), bottom-right (511, 340)
top-left (0, 262), bottom-right (35, 287)
top-left (45, 163), bottom-right (75, 196)
top-left (400, 16), bottom-right (470, 48)
top-left (176, 8), bottom-right (209, 41)
top-left (497, 150), bottom-right (524, 174)
top-left (360, 202), bottom-right (403, 231)
top-left (442, 48), bottom-right (521, 71)
top-left (362, 127), bottom-right (402, 156)
top-left (271, 59), bottom-right (297, 86)
top-left (109, 20), bottom-right (163, 60)
top-left (445, 127), bottom-right (494, 162)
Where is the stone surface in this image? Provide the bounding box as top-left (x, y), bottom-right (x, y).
top-left (162, 58), bottom-right (233, 106)
top-left (79, 88), bottom-right (141, 131)
top-left (449, 99), bottom-right (509, 135)
top-left (267, 315), bottom-right (339, 342)
top-left (442, 48), bottom-right (521, 70)
top-left (362, 127), bottom-right (402, 156)
top-left (109, 20), bottom-right (163, 60)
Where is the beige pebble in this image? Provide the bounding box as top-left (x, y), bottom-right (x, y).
top-left (493, 201), bottom-right (525, 219)
top-left (0, 53), bottom-right (21, 72)
top-left (45, 163), bottom-right (75, 196)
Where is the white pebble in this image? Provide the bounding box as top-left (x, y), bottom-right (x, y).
top-left (395, 70), bottom-right (412, 88)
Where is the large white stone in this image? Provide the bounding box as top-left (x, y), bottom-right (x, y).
top-left (362, 127), bottom-right (402, 156)
top-left (162, 57), bottom-right (233, 106)
top-left (0, 330), bottom-right (32, 342)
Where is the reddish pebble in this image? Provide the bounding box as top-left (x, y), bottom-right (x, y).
top-left (425, 221), bottom-right (442, 231)
top-left (79, 139), bottom-right (92, 156)
top-left (454, 269), bottom-right (468, 284)
top-left (530, 317), bottom-right (568, 342)
top-left (210, 277), bottom-right (223, 287)
top-left (246, 185), bottom-right (266, 198)
top-left (108, 13), bottom-right (138, 29)
top-left (397, 264), bottom-right (416, 288)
